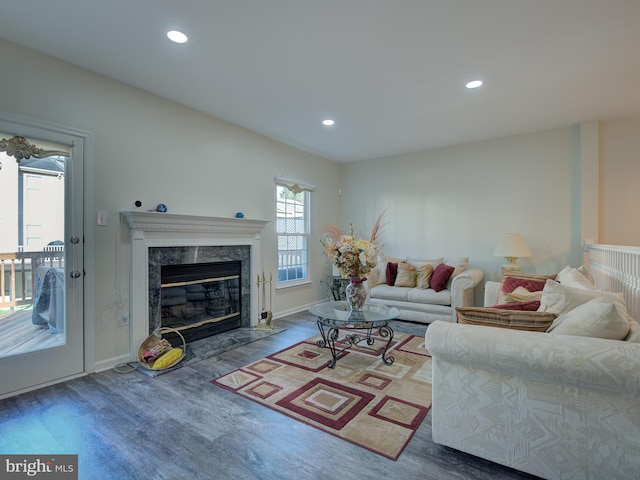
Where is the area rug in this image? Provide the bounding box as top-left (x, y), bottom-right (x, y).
top-left (211, 331), bottom-right (432, 459)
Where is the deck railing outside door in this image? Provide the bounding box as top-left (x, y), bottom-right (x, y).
top-left (0, 250), bottom-right (64, 308)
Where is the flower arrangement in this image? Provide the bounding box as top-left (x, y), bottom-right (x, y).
top-left (321, 213), bottom-right (384, 279)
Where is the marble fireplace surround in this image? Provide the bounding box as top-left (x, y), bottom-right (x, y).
top-left (122, 211), bottom-right (269, 362)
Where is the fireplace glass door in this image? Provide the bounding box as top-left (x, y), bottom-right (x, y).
top-left (160, 261), bottom-right (241, 342)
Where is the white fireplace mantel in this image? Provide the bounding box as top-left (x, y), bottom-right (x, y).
top-left (122, 211), bottom-right (270, 237)
top-left (122, 211), bottom-right (269, 361)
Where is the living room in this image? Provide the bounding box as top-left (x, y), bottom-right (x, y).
top-left (1, 2), bottom-right (639, 478)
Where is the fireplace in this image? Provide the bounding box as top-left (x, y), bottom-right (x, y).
top-left (123, 211), bottom-right (269, 362)
top-left (159, 260), bottom-right (242, 341)
top-left (149, 246), bottom-right (250, 342)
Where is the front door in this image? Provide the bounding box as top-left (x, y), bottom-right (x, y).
top-left (0, 116), bottom-right (85, 398)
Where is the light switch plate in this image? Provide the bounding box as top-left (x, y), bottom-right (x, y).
top-left (97, 210), bottom-right (107, 226)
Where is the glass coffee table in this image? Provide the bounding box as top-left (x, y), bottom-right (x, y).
top-left (308, 301), bottom-right (401, 368)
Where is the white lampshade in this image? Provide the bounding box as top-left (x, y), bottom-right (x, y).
top-left (493, 233), bottom-right (531, 270)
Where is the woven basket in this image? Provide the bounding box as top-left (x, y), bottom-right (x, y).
top-left (137, 327), bottom-right (186, 370)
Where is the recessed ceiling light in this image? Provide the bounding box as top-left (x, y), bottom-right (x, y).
top-left (167, 30), bottom-right (188, 44)
top-left (466, 80), bottom-right (483, 89)
top-left (322, 119), bottom-right (335, 126)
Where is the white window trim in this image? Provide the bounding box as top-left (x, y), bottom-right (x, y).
top-left (276, 178), bottom-right (312, 285)
top-left (274, 176), bottom-right (316, 192)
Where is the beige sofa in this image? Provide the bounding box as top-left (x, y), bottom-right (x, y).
top-left (425, 277), bottom-right (640, 479)
top-left (365, 257), bottom-right (483, 323)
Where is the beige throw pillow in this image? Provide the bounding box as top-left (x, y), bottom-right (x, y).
top-left (416, 264), bottom-right (434, 289)
top-left (394, 262), bottom-right (417, 288)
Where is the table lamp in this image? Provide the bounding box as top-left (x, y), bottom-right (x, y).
top-left (493, 233), bottom-right (531, 271)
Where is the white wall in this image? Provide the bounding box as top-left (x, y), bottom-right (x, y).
top-left (0, 39), bottom-right (341, 365)
top-left (339, 127), bottom-right (584, 303)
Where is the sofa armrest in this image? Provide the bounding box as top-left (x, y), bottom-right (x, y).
top-left (483, 280), bottom-right (501, 307)
top-left (425, 321), bottom-right (640, 396)
top-left (450, 268), bottom-right (483, 314)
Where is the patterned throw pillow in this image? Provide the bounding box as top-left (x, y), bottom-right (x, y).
top-left (394, 262), bottom-right (417, 287)
top-left (497, 275), bottom-right (548, 304)
top-left (456, 307), bottom-right (557, 332)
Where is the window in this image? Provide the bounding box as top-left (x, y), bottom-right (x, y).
top-left (276, 181), bottom-right (310, 283)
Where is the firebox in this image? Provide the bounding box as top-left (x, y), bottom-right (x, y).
top-left (160, 260), bottom-right (242, 343)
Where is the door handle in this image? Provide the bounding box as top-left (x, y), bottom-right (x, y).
top-left (70, 270), bottom-right (82, 279)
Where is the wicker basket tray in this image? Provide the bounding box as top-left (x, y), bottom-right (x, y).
top-left (137, 327), bottom-right (186, 370)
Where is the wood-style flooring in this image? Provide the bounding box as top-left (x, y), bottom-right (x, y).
top-left (0, 311), bottom-right (539, 480)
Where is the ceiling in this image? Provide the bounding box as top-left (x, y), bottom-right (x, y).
top-left (1, 1), bottom-right (640, 163)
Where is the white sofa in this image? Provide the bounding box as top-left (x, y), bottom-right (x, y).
top-left (425, 279), bottom-right (640, 479)
top-left (366, 259), bottom-right (483, 323)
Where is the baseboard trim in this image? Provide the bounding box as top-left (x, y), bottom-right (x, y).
top-left (94, 354), bottom-right (132, 373)
top-left (273, 298), bottom-right (330, 319)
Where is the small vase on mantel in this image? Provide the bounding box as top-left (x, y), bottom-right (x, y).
top-left (345, 277), bottom-right (366, 311)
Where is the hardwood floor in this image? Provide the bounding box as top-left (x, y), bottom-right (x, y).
top-left (0, 307), bottom-right (65, 358)
top-left (0, 312), bottom-right (539, 480)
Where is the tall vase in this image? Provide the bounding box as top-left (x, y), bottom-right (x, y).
top-left (345, 277), bottom-right (366, 311)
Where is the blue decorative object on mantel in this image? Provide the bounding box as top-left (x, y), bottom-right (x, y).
top-left (235, 212), bottom-right (244, 218)
top-left (156, 203), bottom-right (168, 213)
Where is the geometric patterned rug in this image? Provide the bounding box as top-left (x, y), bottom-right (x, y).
top-left (211, 331), bottom-right (432, 459)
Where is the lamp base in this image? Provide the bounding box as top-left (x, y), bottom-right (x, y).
top-left (502, 257), bottom-right (521, 271)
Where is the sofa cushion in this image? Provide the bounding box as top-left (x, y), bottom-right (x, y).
top-left (445, 256), bottom-right (469, 278)
top-left (369, 284), bottom-right (411, 302)
top-left (407, 287), bottom-right (451, 305)
top-left (497, 275), bottom-right (547, 304)
top-left (547, 297), bottom-right (630, 340)
top-left (444, 257), bottom-right (469, 289)
top-left (430, 264), bottom-right (454, 292)
top-left (394, 262), bottom-right (417, 287)
top-left (456, 307), bottom-right (557, 332)
top-left (407, 257), bottom-right (443, 269)
top-left (416, 264), bottom-right (434, 289)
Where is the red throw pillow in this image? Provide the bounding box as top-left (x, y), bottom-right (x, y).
top-left (491, 300), bottom-right (541, 311)
top-left (430, 264), bottom-right (454, 292)
top-left (386, 262), bottom-right (399, 286)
